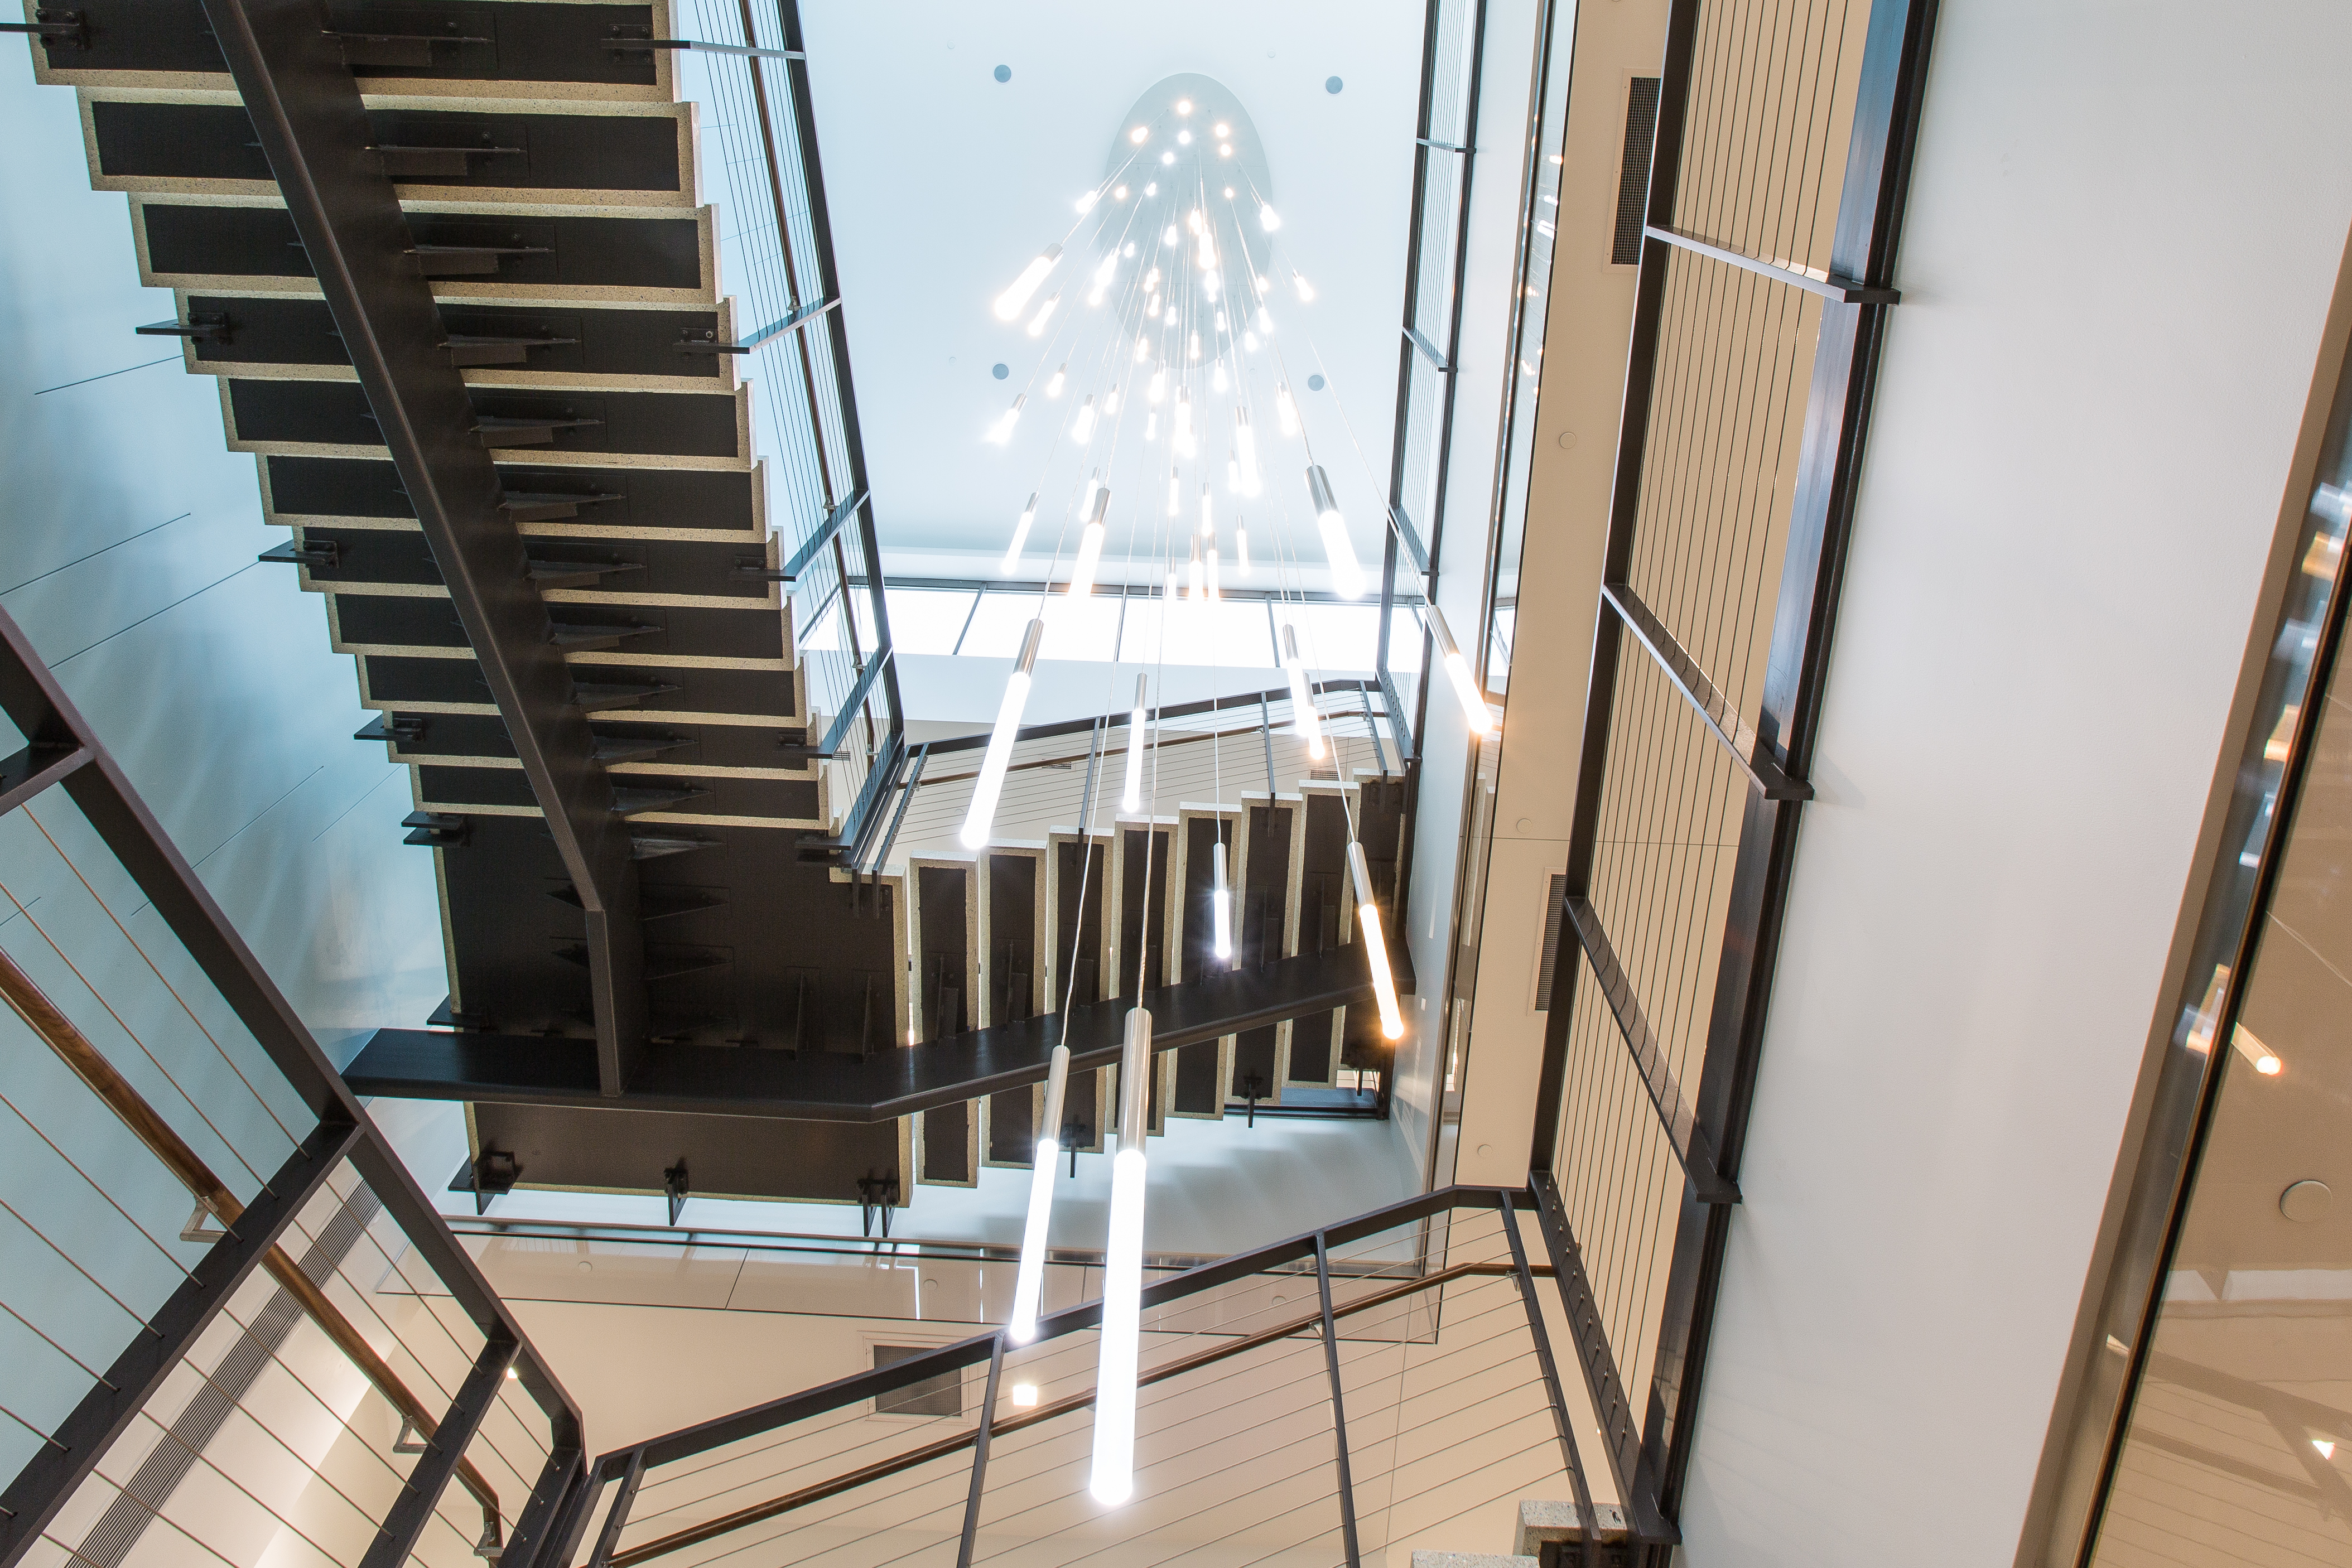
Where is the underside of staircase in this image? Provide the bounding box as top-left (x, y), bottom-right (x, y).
top-left (24, 0), bottom-right (1411, 1213)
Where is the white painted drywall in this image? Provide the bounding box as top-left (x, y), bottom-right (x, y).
top-left (1674, 6), bottom-right (2352, 1564)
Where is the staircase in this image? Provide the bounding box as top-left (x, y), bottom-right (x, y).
top-left (21, 0), bottom-right (1416, 1215)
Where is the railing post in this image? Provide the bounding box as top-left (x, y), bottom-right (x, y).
top-left (957, 1333), bottom-right (1007, 1568)
top-left (585, 1446), bottom-right (647, 1568)
top-left (1313, 1232), bottom-right (1363, 1568)
top-left (358, 1334), bottom-right (518, 1568)
top-left (1500, 1190), bottom-right (1602, 1546)
top-left (498, 1445), bottom-right (586, 1568)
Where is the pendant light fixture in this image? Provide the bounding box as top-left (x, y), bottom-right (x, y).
top-left (993, 243), bottom-right (1062, 322)
top-left (1071, 395), bottom-right (1097, 442)
top-left (960, 617), bottom-right (1043, 848)
top-left (1008, 1040), bottom-right (1071, 1342)
top-left (986, 395), bottom-right (1025, 445)
top-left (1088, 1005), bottom-right (1154, 1506)
top-left (1276, 382), bottom-right (1300, 438)
top-left (1211, 839), bottom-right (1233, 961)
top-left (1121, 674), bottom-right (1148, 813)
top-left (1067, 485), bottom-right (1111, 601)
top-left (1027, 291), bottom-right (1062, 338)
top-left (1001, 492), bottom-right (1038, 575)
top-left (1346, 843), bottom-right (1405, 1040)
top-left (1306, 465), bottom-right (1365, 599)
top-left (1424, 606), bottom-right (1496, 736)
top-left (1282, 625), bottom-right (1326, 761)
top-left (1045, 364), bottom-right (1067, 399)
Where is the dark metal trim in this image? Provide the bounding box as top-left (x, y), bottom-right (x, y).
top-left (1313, 1233), bottom-right (1363, 1568)
top-left (1499, 1191), bottom-right (1602, 1545)
top-left (1387, 503), bottom-right (1435, 578)
top-left (0, 1120), bottom-right (360, 1568)
top-left (358, 1335), bottom-right (519, 1568)
top-left (1641, 223), bottom-right (1901, 304)
top-left (739, 294), bottom-right (841, 350)
top-left (813, 647), bottom-right (894, 760)
top-left (499, 1448), bottom-right (587, 1568)
top-left (779, 488), bottom-right (869, 581)
top-left (955, 1335), bottom-right (1005, 1568)
top-left (197, 0), bottom-right (648, 1089)
top-left (1560, 897), bottom-right (1739, 1207)
top-left (584, 1447), bottom-right (646, 1568)
top-left (1601, 581), bottom-right (1813, 800)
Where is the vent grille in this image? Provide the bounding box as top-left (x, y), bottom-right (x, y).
top-left (1611, 77), bottom-right (1662, 266)
top-left (1535, 874), bottom-right (1568, 1009)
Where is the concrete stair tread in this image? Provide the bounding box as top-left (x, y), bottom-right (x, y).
top-left (1411, 1553), bottom-right (1537, 1568)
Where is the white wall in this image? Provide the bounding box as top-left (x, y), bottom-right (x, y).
top-left (1675, 6), bottom-right (2352, 1564)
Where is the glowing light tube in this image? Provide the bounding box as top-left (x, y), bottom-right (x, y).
top-left (1346, 843), bottom-right (1405, 1040)
top-left (1259, 202), bottom-right (1282, 231)
top-left (1089, 1006), bottom-right (1154, 1506)
top-left (1291, 269), bottom-right (1315, 303)
top-left (1307, 465), bottom-right (1365, 598)
top-left (1071, 395), bottom-right (1097, 443)
top-left (1276, 382), bottom-right (1300, 438)
top-left (1424, 605), bottom-right (1495, 736)
top-left (994, 244), bottom-right (1062, 322)
top-left (1211, 841), bottom-right (1232, 960)
top-left (1282, 625), bottom-right (1326, 761)
top-left (1122, 674), bottom-right (1148, 812)
top-left (1009, 1040), bottom-right (1072, 1343)
top-left (960, 618), bottom-right (1043, 849)
top-left (1027, 291), bottom-right (1061, 339)
top-left (1068, 486), bottom-right (1111, 601)
top-left (1045, 364), bottom-right (1067, 399)
top-left (1001, 492), bottom-right (1038, 575)
top-left (986, 394), bottom-right (1025, 445)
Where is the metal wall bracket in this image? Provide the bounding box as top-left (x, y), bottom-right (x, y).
top-left (402, 810), bottom-right (469, 848)
top-left (259, 538), bottom-right (339, 568)
top-left (137, 311), bottom-right (232, 344)
top-left (449, 1149), bottom-right (520, 1215)
top-left (0, 11), bottom-right (87, 47)
top-left (663, 1161), bottom-right (690, 1226)
top-left (674, 329), bottom-right (750, 356)
top-left (355, 713), bottom-right (426, 745)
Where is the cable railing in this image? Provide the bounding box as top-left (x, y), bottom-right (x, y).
top-left (0, 604), bottom-right (586, 1568)
top-left (668, 0), bottom-right (903, 861)
top-left (541, 1188), bottom-right (1617, 1568)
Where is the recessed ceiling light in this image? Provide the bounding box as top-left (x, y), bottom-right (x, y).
top-left (1214, 122), bottom-right (1231, 137)
top-left (1113, 184), bottom-right (1129, 200)
top-left (1220, 144), bottom-right (1233, 157)
top-left (1161, 151), bottom-right (1174, 165)
top-left (1176, 98), bottom-right (1193, 114)
top-left (1144, 182), bottom-right (1157, 196)
top-left (1130, 126), bottom-right (1149, 144)
top-left (1177, 129), bottom-right (1192, 145)
top-left (1224, 186), bottom-right (1235, 197)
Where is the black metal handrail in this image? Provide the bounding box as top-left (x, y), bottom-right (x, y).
top-left (538, 1184), bottom-right (1635, 1568)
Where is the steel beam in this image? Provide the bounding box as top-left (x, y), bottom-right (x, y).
top-left (357, 1335), bottom-right (519, 1568)
top-left (0, 1120), bottom-right (360, 1568)
top-left (196, 0), bottom-right (647, 1093)
top-left (345, 943), bottom-right (1389, 1119)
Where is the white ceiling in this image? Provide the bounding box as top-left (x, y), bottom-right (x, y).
top-left (797, 0), bottom-right (1425, 584)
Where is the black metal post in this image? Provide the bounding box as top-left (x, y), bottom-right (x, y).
top-left (0, 1120), bottom-right (360, 1567)
top-left (1313, 1233), bottom-right (1363, 1568)
top-left (498, 1447), bottom-right (588, 1568)
top-left (957, 1333), bottom-right (1006, 1568)
top-left (585, 1446), bottom-right (648, 1568)
top-left (358, 1335), bottom-right (520, 1568)
top-left (1500, 1190), bottom-right (1601, 1545)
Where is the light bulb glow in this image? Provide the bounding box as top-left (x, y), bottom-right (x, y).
top-left (1130, 126), bottom-right (1149, 144)
top-left (1008, 1042), bottom-right (1072, 1343)
top-left (1291, 269), bottom-right (1315, 303)
top-left (1001, 491), bottom-right (1037, 575)
top-left (993, 244), bottom-right (1062, 322)
top-left (1088, 1009), bottom-right (1154, 1507)
top-left (1134, 333), bottom-right (1150, 363)
top-left (986, 394), bottom-right (1025, 445)
top-left (1122, 676), bottom-right (1148, 812)
top-left (2232, 1022), bottom-right (2283, 1077)
top-left (1174, 390), bottom-right (1193, 451)
top-left (1013, 1383), bottom-right (1039, 1407)
top-left (1308, 465), bottom-right (1365, 598)
top-left (1276, 383), bottom-right (1300, 438)
top-left (1076, 191), bottom-right (1099, 214)
top-left (1071, 395), bottom-right (1097, 442)
top-left (1259, 203), bottom-right (1281, 231)
top-left (1045, 364), bottom-right (1067, 399)
top-left (1348, 843), bottom-right (1405, 1041)
top-left (1105, 385), bottom-right (1121, 414)
top-left (1425, 607), bottom-right (1495, 736)
top-left (1026, 292), bottom-right (1061, 338)
top-left (1283, 625), bottom-right (1326, 761)
top-left (1189, 331), bottom-right (1202, 361)
top-left (1069, 523), bottom-right (1107, 601)
top-left (959, 620), bottom-right (1042, 849)
top-left (1211, 840), bottom-right (1232, 960)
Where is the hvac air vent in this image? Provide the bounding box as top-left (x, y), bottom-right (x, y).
top-left (1612, 77), bottom-right (1662, 266)
top-left (1535, 874), bottom-right (1568, 1009)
